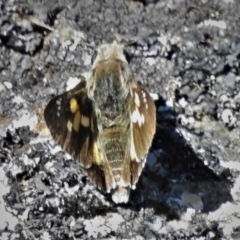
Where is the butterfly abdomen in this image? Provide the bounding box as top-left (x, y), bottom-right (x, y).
top-left (101, 127), bottom-right (129, 184)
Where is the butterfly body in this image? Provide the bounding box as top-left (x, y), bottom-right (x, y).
top-left (44, 41), bottom-right (156, 203)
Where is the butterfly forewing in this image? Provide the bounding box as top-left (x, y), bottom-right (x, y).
top-left (44, 80), bottom-right (94, 168)
top-left (130, 85), bottom-right (156, 185)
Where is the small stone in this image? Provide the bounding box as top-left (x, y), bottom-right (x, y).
top-left (221, 109), bottom-right (236, 126)
top-left (207, 231), bottom-right (215, 238)
top-left (3, 81), bottom-right (12, 89)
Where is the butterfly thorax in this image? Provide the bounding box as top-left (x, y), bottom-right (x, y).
top-left (90, 60), bottom-right (131, 128)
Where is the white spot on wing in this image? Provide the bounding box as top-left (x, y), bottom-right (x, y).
top-left (67, 121), bottom-right (72, 132)
top-left (130, 126), bottom-right (139, 162)
top-left (130, 134), bottom-right (138, 160)
top-left (142, 91), bottom-right (147, 103)
top-left (134, 92), bottom-right (140, 107)
top-left (130, 89), bottom-right (133, 96)
top-left (56, 98), bottom-right (62, 105)
top-left (131, 109), bottom-right (139, 123)
top-left (131, 109), bottom-right (145, 126)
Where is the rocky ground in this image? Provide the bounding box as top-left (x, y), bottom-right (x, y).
top-left (0, 0), bottom-right (240, 239)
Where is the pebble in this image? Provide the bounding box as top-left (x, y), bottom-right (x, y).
top-left (221, 109), bottom-right (236, 126)
top-left (3, 81), bottom-right (12, 89)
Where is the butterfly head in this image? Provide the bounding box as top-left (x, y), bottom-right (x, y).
top-left (91, 41), bottom-right (128, 68)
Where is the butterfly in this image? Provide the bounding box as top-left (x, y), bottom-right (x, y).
top-left (44, 41), bottom-right (156, 203)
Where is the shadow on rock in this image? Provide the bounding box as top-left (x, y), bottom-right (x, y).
top-left (129, 96), bottom-right (233, 219)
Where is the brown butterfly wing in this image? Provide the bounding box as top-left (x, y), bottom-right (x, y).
top-left (44, 81), bottom-right (113, 192)
top-left (44, 80), bottom-right (94, 168)
top-left (129, 85), bottom-right (156, 185)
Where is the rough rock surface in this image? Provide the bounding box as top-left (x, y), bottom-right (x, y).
top-left (0, 0), bottom-right (240, 239)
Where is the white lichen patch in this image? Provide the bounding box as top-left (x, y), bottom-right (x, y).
top-left (10, 111), bottom-right (38, 131)
top-left (66, 77), bottom-right (81, 91)
top-left (83, 213), bottom-right (124, 238)
top-left (12, 95), bottom-right (26, 104)
top-left (0, 166), bottom-right (20, 230)
top-left (106, 213), bottom-right (125, 232)
top-left (57, 27), bottom-right (85, 51)
top-left (21, 154), bottom-right (36, 168)
top-left (84, 216), bottom-right (110, 238)
top-left (45, 197), bottom-right (60, 208)
top-left (60, 182), bottom-right (80, 196)
top-left (207, 200), bottom-right (240, 237)
top-left (149, 92), bottom-right (159, 101)
top-left (204, 160), bottom-right (240, 237)
top-left (198, 20), bottom-right (227, 30)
